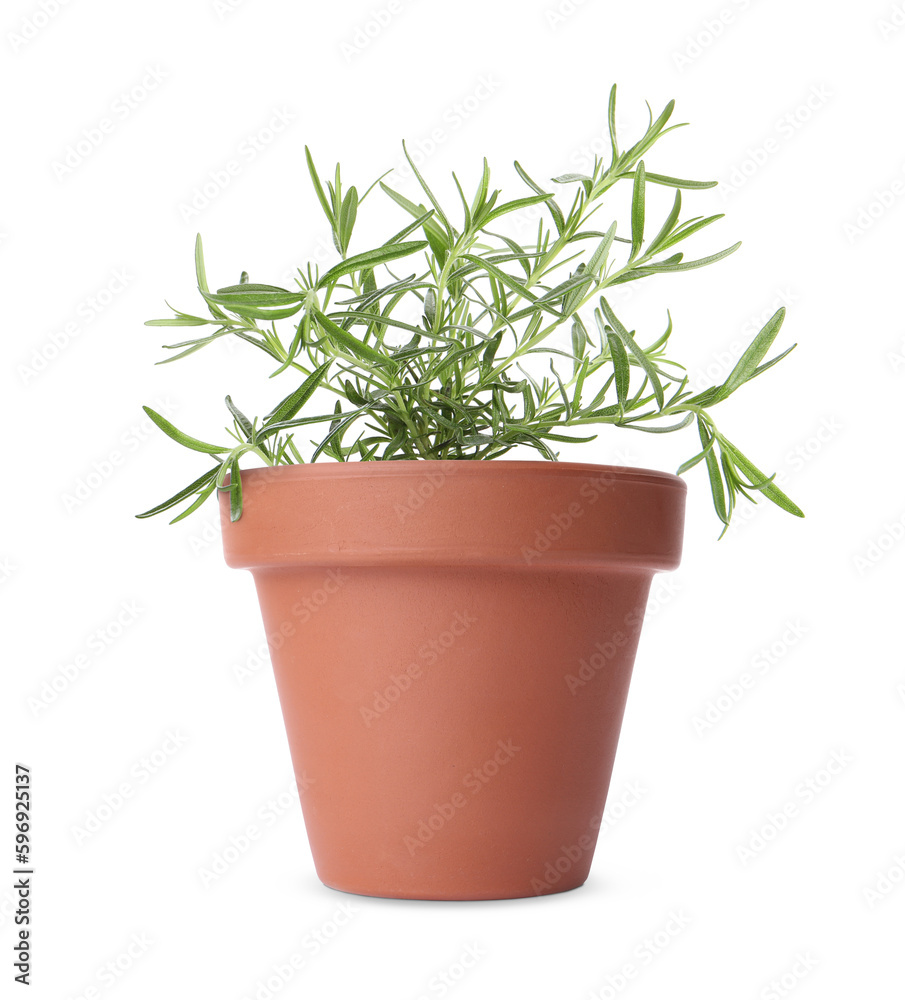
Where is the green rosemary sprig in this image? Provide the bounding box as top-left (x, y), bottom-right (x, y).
top-left (138, 85), bottom-right (802, 534)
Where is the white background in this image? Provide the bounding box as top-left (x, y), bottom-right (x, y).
top-left (3, 0), bottom-right (904, 997)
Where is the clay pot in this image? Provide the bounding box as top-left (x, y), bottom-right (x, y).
top-left (219, 460), bottom-right (685, 900)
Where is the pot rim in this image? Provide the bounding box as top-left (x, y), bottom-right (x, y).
top-left (231, 459), bottom-right (686, 491)
top-left (220, 459), bottom-right (686, 572)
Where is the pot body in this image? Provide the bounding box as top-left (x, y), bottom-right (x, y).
top-left (220, 461), bottom-right (685, 900)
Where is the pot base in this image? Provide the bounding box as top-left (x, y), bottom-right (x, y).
top-left (317, 874), bottom-right (589, 902)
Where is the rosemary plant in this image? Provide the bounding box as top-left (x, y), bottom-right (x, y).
top-left (138, 86), bottom-right (803, 534)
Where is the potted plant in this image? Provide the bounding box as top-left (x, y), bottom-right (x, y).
top-left (138, 86), bottom-right (802, 900)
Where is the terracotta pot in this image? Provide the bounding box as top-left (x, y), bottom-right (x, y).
top-left (219, 460), bottom-right (685, 900)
